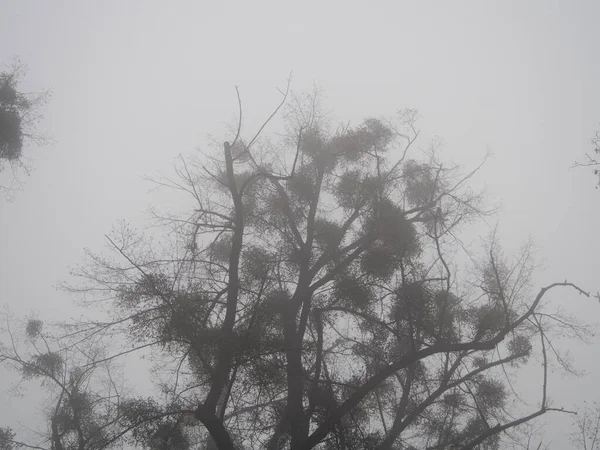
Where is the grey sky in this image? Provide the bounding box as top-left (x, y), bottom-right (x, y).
top-left (1, 1), bottom-right (599, 448)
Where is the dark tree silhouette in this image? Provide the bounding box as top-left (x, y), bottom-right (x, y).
top-left (0, 317), bottom-right (123, 450)
top-left (575, 126), bottom-right (600, 189)
top-left (31, 86), bottom-right (595, 450)
top-left (571, 401), bottom-right (600, 450)
top-left (0, 59), bottom-right (49, 196)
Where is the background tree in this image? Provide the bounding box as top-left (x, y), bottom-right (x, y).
top-left (0, 314), bottom-right (167, 450)
top-left (0, 58), bottom-right (49, 196)
top-left (571, 402), bottom-right (600, 450)
top-left (575, 126), bottom-right (600, 188)
top-left (56, 87), bottom-right (595, 450)
top-left (504, 424), bottom-right (549, 450)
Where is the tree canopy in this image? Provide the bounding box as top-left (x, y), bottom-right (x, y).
top-left (0, 59), bottom-right (49, 195)
top-left (1, 87), bottom-right (595, 450)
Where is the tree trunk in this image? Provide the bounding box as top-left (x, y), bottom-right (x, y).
top-left (205, 381), bottom-right (231, 450)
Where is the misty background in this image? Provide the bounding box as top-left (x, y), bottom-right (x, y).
top-left (1, 1), bottom-right (599, 448)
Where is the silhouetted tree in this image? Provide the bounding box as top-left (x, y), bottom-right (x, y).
top-left (0, 315), bottom-right (183, 450)
top-left (571, 402), bottom-right (600, 450)
top-left (0, 59), bottom-right (49, 196)
top-left (55, 86), bottom-right (595, 450)
top-left (575, 126), bottom-right (600, 189)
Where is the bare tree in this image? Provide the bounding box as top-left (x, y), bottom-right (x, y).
top-left (575, 126), bottom-right (600, 189)
top-left (571, 402), bottom-right (600, 450)
top-left (58, 86), bottom-right (596, 450)
top-left (0, 314), bottom-right (131, 450)
top-left (503, 423), bottom-right (549, 450)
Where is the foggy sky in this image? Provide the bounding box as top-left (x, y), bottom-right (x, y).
top-left (1, 1), bottom-right (599, 448)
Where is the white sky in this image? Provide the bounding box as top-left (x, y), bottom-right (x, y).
top-left (1, 1), bottom-right (599, 448)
